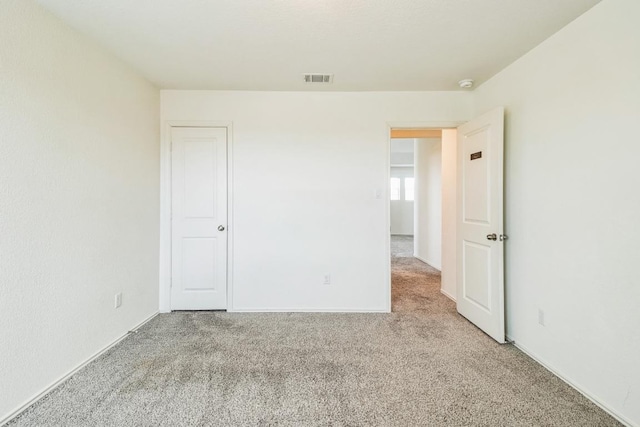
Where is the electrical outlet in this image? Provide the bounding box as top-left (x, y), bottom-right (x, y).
top-left (323, 274), bottom-right (331, 285)
top-left (115, 293), bottom-right (122, 309)
top-left (538, 309), bottom-right (545, 326)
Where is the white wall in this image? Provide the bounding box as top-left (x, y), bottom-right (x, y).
top-left (390, 166), bottom-right (414, 235)
top-left (440, 130), bottom-right (458, 300)
top-left (473, 0), bottom-right (640, 424)
top-left (390, 138), bottom-right (415, 165)
top-left (161, 91), bottom-right (472, 311)
top-left (414, 138), bottom-right (442, 269)
top-left (0, 1), bottom-right (160, 422)
top-left (390, 152), bottom-right (413, 165)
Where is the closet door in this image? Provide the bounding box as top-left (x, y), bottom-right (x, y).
top-left (171, 127), bottom-right (228, 310)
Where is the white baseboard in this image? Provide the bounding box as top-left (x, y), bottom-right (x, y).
top-left (0, 312), bottom-right (159, 426)
top-left (229, 308), bottom-right (390, 313)
top-left (413, 255), bottom-right (442, 271)
top-left (440, 288), bottom-right (456, 302)
top-left (507, 336), bottom-right (635, 427)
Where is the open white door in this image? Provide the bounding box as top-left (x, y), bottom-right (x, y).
top-left (171, 127), bottom-right (228, 310)
top-left (456, 107), bottom-right (505, 343)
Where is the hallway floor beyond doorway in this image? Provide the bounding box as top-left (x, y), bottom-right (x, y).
top-left (390, 234), bottom-right (414, 258)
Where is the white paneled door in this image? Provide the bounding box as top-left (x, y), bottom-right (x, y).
top-left (171, 127), bottom-right (228, 310)
top-left (456, 107), bottom-right (505, 343)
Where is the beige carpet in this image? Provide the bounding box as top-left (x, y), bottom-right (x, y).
top-left (8, 236), bottom-right (619, 426)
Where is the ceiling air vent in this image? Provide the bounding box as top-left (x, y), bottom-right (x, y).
top-left (303, 74), bottom-right (333, 84)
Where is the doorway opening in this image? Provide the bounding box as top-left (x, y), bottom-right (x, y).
top-left (387, 108), bottom-right (506, 343)
top-left (389, 128), bottom-right (458, 311)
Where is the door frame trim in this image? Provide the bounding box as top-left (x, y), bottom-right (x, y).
top-left (386, 121), bottom-right (463, 312)
top-left (159, 120), bottom-right (234, 312)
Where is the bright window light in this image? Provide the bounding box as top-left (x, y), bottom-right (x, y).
top-left (390, 178), bottom-right (401, 200)
top-left (405, 178), bottom-right (415, 201)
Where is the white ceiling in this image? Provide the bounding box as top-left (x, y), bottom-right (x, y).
top-left (35, 0), bottom-right (600, 91)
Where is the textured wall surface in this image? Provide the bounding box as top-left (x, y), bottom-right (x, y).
top-left (473, 0), bottom-right (640, 424)
top-left (439, 130), bottom-right (458, 301)
top-left (0, 0), bottom-right (160, 421)
top-left (161, 90), bottom-right (472, 312)
top-left (414, 138), bottom-right (442, 270)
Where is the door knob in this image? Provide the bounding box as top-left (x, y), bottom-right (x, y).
top-left (486, 233), bottom-right (497, 241)
top-left (218, 225), bottom-right (225, 231)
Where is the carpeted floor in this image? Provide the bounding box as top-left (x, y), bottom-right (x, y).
top-left (8, 236), bottom-right (619, 426)
top-left (390, 234), bottom-right (414, 258)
